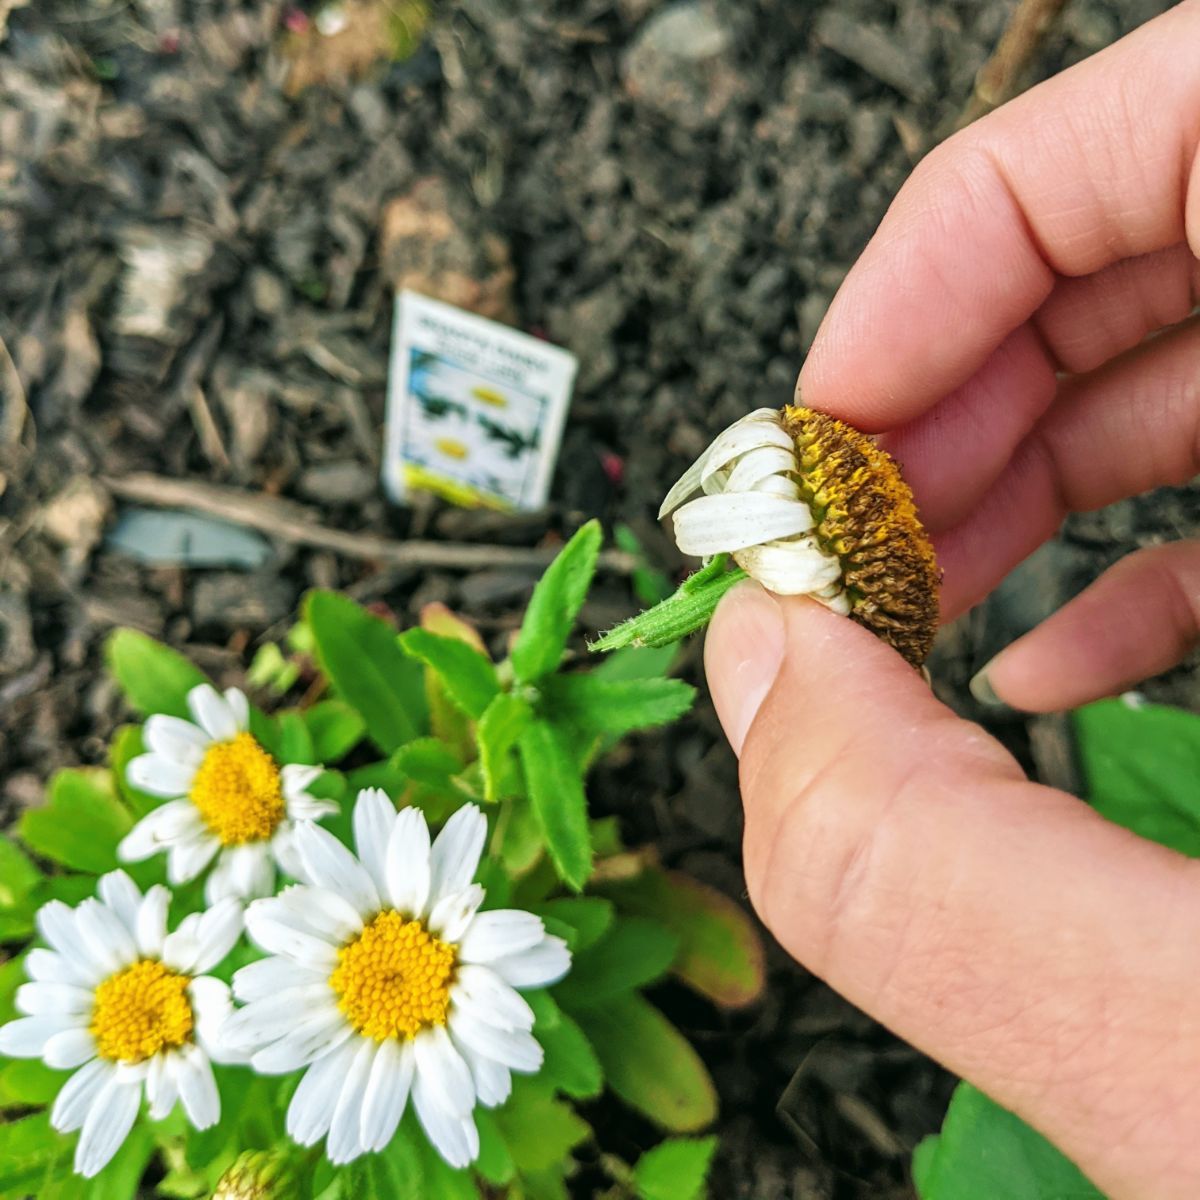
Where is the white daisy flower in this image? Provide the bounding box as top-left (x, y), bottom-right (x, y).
top-left (0, 871), bottom-right (241, 1178)
top-left (222, 790), bottom-right (571, 1169)
top-left (119, 684), bottom-right (337, 903)
top-left (659, 407), bottom-right (850, 608)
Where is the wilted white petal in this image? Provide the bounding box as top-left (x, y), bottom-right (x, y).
top-left (731, 539), bottom-right (842, 595)
top-left (671, 492), bottom-right (815, 556)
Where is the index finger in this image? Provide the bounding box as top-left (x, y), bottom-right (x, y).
top-left (799, 1), bottom-right (1200, 431)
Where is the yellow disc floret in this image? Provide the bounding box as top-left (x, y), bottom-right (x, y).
top-left (90, 959), bottom-right (194, 1063)
top-left (782, 404), bottom-right (940, 667)
top-left (189, 732), bottom-right (285, 846)
top-left (330, 910), bottom-right (456, 1041)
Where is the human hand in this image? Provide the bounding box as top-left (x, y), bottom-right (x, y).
top-left (704, 5), bottom-right (1200, 1198)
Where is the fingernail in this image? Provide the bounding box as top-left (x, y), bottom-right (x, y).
top-left (969, 661), bottom-right (1006, 709)
top-left (704, 581), bottom-right (786, 756)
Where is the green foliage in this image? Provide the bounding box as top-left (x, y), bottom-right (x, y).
top-left (477, 693), bottom-right (533, 803)
top-left (538, 675), bottom-right (695, 739)
top-left (632, 1136), bottom-right (718, 1200)
top-left (518, 721), bottom-right (592, 891)
top-left (511, 520), bottom-right (602, 683)
top-left (555, 916), bottom-right (679, 1008)
top-left (305, 590), bottom-right (428, 752)
top-left (913, 1085), bottom-right (1103, 1199)
top-left (106, 628), bottom-right (207, 719)
top-left (398, 628), bottom-right (499, 719)
top-left (302, 700), bottom-right (366, 762)
top-left (18, 768), bottom-right (132, 874)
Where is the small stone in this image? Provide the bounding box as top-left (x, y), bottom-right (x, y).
top-left (297, 460), bottom-right (376, 504)
top-left (42, 476), bottom-right (112, 553)
top-left (192, 573), bottom-right (294, 631)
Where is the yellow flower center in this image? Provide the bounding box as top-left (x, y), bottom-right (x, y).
top-left (329, 910), bottom-right (456, 1041)
top-left (783, 404), bottom-right (940, 667)
top-left (190, 732), bottom-right (285, 846)
top-left (90, 960), bottom-right (194, 1063)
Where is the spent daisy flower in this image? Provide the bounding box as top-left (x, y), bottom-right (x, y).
top-left (659, 404), bottom-right (940, 666)
top-left (119, 683), bottom-right (336, 903)
top-left (0, 871), bottom-right (241, 1178)
top-left (221, 789), bottom-right (571, 1169)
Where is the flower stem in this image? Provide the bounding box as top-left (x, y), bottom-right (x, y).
top-left (589, 556), bottom-right (748, 651)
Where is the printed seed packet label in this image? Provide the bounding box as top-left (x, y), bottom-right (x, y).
top-left (383, 291), bottom-right (578, 511)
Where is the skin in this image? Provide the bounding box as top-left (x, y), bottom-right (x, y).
top-left (702, 5), bottom-right (1200, 1198)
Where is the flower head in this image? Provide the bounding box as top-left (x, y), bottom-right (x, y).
top-left (0, 871), bottom-right (241, 1178)
top-left (222, 790), bottom-right (571, 1169)
top-left (660, 405), bottom-right (940, 665)
top-left (120, 684), bottom-right (336, 903)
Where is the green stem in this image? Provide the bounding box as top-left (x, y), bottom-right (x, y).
top-left (589, 558), bottom-right (749, 651)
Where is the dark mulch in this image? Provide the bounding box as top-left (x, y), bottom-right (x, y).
top-left (0, 0), bottom-right (1187, 1196)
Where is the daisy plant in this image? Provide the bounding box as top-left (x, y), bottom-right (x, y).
top-left (0, 522), bottom-right (764, 1200)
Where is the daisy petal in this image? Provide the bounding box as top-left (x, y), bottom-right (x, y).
top-left (326, 1038), bottom-right (375, 1165)
top-left (270, 885), bottom-right (363, 945)
top-left (449, 1010), bottom-right (543, 1073)
top-left (489, 935), bottom-right (571, 990)
top-left (287, 1039), bottom-right (359, 1146)
top-left (451, 965), bottom-right (534, 1031)
top-left (75, 1074), bottom-right (141, 1178)
top-left (282, 763), bottom-right (323, 803)
top-left (452, 1035), bottom-right (511, 1108)
top-left (360, 1037), bottom-right (414, 1153)
top-left (145, 1051), bottom-right (179, 1120)
top-left (427, 884), bottom-right (483, 943)
top-left (35, 902), bottom-right (107, 981)
top-left (205, 844), bottom-right (275, 905)
top-left (74, 900), bottom-right (136, 976)
top-left (457, 910), bottom-right (545, 965)
top-left (243, 902), bottom-right (339, 970)
top-left (412, 1071), bottom-right (479, 1169)
top-left (118, 800), bottom-right (205, 862)
top-left (247, 1003), bottom-right (352, 1074)
top-left (671, 492), bottom-right (815, 555)
top-left (166, 834), bottom-right (221, 886)
top-left (16, 982), bottom-right (92, 1017)
top-left (722, 444), bottom-right (798, 492)
top-left (293, 823), bottom-right (379, 918)
top-left (222, 688), bottom-right (250, 731)
top-left (232, 956), bottom-right (326, 1003)
top-left (25, 949), bottom-right (91, 987)
top-left (51, 1058), bottom-right (113, 1133)
top-left (0, 1014), bottom-right (83, 1057)
top-left (126, 754), bottom-right (197, 799)
top-left (413, 1025), bottom-right (475, 1116)
top-left (385, 805), bottom-right (431, 917)
top-left (189, 977), bottom-right (236, 1061)
top-left (731, 539), bottom-right (842, 595)
top-left (143, 714), bottom-right (210, 766)
top-left (221, 985), bottom-right (335, 1052)
top-left (428, 805), bottom-right (486, 909)
top-left (135, 885), bottom-right (170, 958)
top-left (176, 1043), bottom-right (220, 1129)
top-left (352, 788), bottom-right (395, 900)
top-left (188, 684), bottom-right (241, 741)
top-left (96, 871), bottom-right (142, 937)
top-left (162, 897), bottom-right (242, 975)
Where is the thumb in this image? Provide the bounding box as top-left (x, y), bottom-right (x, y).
top-left (705, 582), bottom-right (1200, 1200)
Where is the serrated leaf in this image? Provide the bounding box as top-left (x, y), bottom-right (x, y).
top-left (1074, 699), bottom-right (1200, 854)
top-left (305, 590), bottom-right (427, 753)
top-left (914, 1083), bottom-right (1103, 1199)
top-left (600, 868), bottom-right (766, 1008)
top-left (492, 1078), bottom-right (589, 1174)
top-left (0, 837), bottom-right (41, 909)
top-left (105, 628), bottom-right (207, 719)
top-left (303, 700), bottom-right (366, 763)
top-left (532, 897), bottom-right (614, 951)
top-left (578, 994), bottom-right (717, 1133)
top-left (633, 1136), bottom-right (718, 1200)
top-left (511, 520), bottom-right (602, 684)
top-left (539, 675), bottom-right (695, 738)
top-left (477, 693), bottom-right (533, 803)
top-left (593, 642), bottom-right (680, 682)
top-left (398, 628), bottom-right (499, 719)
top-left (517, 722), bottom-right (592, 891)
top-left (18, 769), bottom-right (132, 873)
top-left (528, 991), bottom-right (603, 1100)
top-left (555, 916), bottom-right (678, 1009)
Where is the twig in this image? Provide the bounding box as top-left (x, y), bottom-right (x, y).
top-left (957, 0), bottom-right (1071, 128)
top-left (101, 471), bottom-right (637, 574)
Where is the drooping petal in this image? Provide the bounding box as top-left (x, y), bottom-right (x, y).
top-left (143, 714), bottom-right (209, 766)
top-left (50, 1058), bottom-right (113, 1133)
top-left (360, 1037), bottom-right (414, 1154)
top-left (489, 935), bottom-right (571, 990)
top-left (175, 1043), bottom-right (220, 1129)
top-left (722, 444), bottom-right (798, 492)
top-left (457, 911), bottom-right (545, 966)
top-left (326, 1038), bottom-right (376, 1165)
top-left (292, 822), bottom-right (379, 918)
top-left (187, 684), bottom-right (241, 742)
top-left (118, 801), bottom-right (206, 861)
top-left (75, 1073), bottom-right (142, 1178)
top-left (352, 788), bottom-right (395, 900)
top-left (385, 805), bottom-right (432, 918)
top-left (670, 492), bottom-right (815, 556)
top-left (731, 538), bottom-right (842, 596)
top-left (126, 754), bottom-right (198, 799)
top-left (287, 1039), bottom-right (360, 1147)
top-left (428, 805), bottom-right (486, 910)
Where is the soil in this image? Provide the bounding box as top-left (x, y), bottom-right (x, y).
top-left (0, 1), bottom-right (1188, 1197)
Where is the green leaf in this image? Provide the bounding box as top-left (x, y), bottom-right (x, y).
top-left (305, 590), bottom-right (427, 753)
top-left (474, 1108), bottom-right (516, 1186)
top-left (633, 1136), bottom-right (719, 1200)
top-left (109, 726), bottom-right (159, 817)
top-left (18, 769), bottom-right (133, 873)
top-left (531, 897), bottom-right (614, 951)
top-left (914, 1083), bottom-right (1103, 1199)
top-left (577, 994), bottom-right (717, 1133)
top-left (277, 710), bottom-right (316, 764)
top-left (0, 1059), bottom-right (61, 1107)
top-left (528, 991), bottom-right (603, 1100)
top-left (413, 1126), bottom-right (480, 1199)
top-left (398, 629), bottom-right (499, 719)
top-left (599, 868), bottom-right (766, 1008)
top-left (0, 1111), bottom-right (72, 1195)
top-left (1074, 699), bottom-right (1200, 854)
top-left (352, 1119), bottom-right (425, 1197)
top-left (303, 700), bottom-right (366, 763)
top-left (517, 722), bottom-right (592, 891)
top-left (511, 520), bottom-right (602, 684)
top-left (392, 739), bottom-right (466, 788)
top-left (492, 1078), bottom-right (589, 1174)
top-left (0, 956), bottom-right (27, 1023)
top-left (538, 675), bottom-right (695, 738)
top-left (497, 797), bottom-right (545, 877)
top-left (105, 628), bottom-right (207, 719)
top-left (477, 693), bottom-right (533, 803)
top-left (593, 642), bottom-right (680, 683)
top-left (0, 837), bottom-right (41, 909)
top-left (555, 916), bottom-right (678, 1009)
